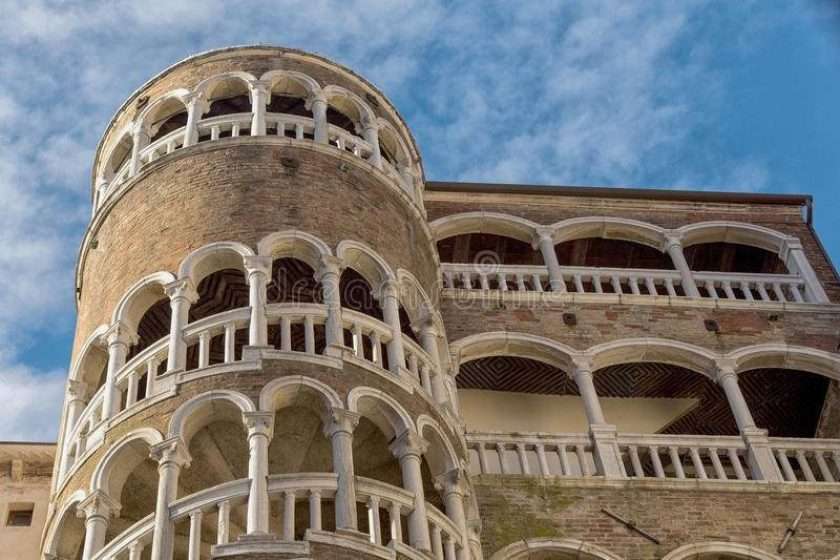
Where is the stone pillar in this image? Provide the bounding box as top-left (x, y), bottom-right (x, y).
top-left (316, 255), bottom-right (344, 353)
top-left (243, 411), bottom-right (274, 535)
top-left (249, 80), bottom-right (270, 136)
top-left (93, 175), bottom-right (109, 213)
top-left (77, 490), bottom-right (120, 560)
top-left (362, 121), bottom-right (382, 169)
top-left (570, 360), bottom-right (606, 425)
top-left (65, 380), bottom-right (88, 431)
top-left (323, 408), bottom-right (361, 531)
top-left (664, 234), bottom-right (700, 297)
top-left (128, 126), bottom-right (150, 177)
top-left (149, 437), bottom-right (192, 560)
top-left (389, 431), bottom-right (431, 551)
top-left (781, 237), bottom-right (829, 303)
top-left (436, 469), bottom-right (470, 560)
top-left (418, 313), bottom-right (447, 405)
top-left (244, 256), bottom-right (273, 348)
top-left (533, 228), bottom-right (565, 292)
top-left (310, 94), bottom-right (329, 144)
top-left (102, 322), bottom-right (134, 420)
top-left (715, 363), bottom-right (782, 482)
top-left (378, 279), bottom-right (406, 374)
top-left (164, 279), bottom-right (198, 373)
top-left (183, 93), bottom-right (207, 147)
top-left (571, 359), bottom-right (623, 478)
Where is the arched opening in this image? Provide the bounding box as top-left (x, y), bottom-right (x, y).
top-left (324, 94), bottom-right (365, 137)
top-left (145, 96), bottom-right (189, 144)
top-left (199, 77), bottom-right (252, 139)
top-left (662, 542), bottom-right (783, 560)
top-left (73, 341), bottom-right (109, 404)
top-left (555, 237), bottom-right (673, 270)
top-left (739, 368), bottom-right (829, 438)
top-left (186, 268), bottom-right (249, 369)
top-left (438, 233), bottom-right (541, 266)
top-left (266, 258), bottom-right (327, 354)
top-left (378, 124), bottom-right (409, 169)
top-left (340, 268), bottom-right (387, 362)
top-left (490, 538), bottom-right (624, 560)
top-left (685, 242), bottom-right (786, 274)
top-left (265, 75), bottom-right (313, 139)
top-left (102, 130), bottom-right (133, 183)
top-left (47, 499), bottom-right (87, 560)
top-left (128, 298), bottom-right (170, 379)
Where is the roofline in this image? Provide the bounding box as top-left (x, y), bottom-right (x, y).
top-left (425, 180), bottom-right (813, 216)
top-left (0, 441), bottom-right (56, 446)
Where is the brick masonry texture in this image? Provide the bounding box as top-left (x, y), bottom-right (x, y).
top-left (473, 476), bottom-right (840, 559)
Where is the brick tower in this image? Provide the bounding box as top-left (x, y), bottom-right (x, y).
top-left (43, 45), bottom-right (840, 560)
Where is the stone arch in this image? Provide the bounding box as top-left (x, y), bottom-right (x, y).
top-left (416, 414), bottom-right (459, 477)
top-left (177, 241), bottom-right (255, 286)
top-left (377, 118), bottom-right (412, 166)
top-left (396, 269), bottom-right (438, 327)
top-left (259, 69), bottom-right (321, 101)
top-left (490, 537), bottom-right (625, 560)
top-left (167, 390), bottom-right (255, 444)
top-left (662, 541), bottom-right (782, 560)
top-left (194, 71), bottom-right (257, 104)
top-left (257, 230), bottom-right (332, 269)
top-left (450, 332), bottom-right (579, 374)
top-left (90, 428), bottom-right (164, 497)
top-left (550, 216), bottom-right (667, 250)
top-left (677, 221), bottom-right (789, 255)
top-left (347, 387), bottom-right (414, 441)
top-left (336, 240), bottom-right (396, 290)
top-left (43, 489), bottom-right (88, 560)
top-left (259, 375), bottom-right (342, 412)
top-left (68, 324), bottom-right (110, 393)
top-left (586, 338), bottom-right (718, 379)
top-left (430, 212), bottom-right (539, 245)
top-left (726, 344), bottom-right (840, 382)
top-left (321, 84), bottom-right (376, 127)
top-left (99, 124), bottom-right (134, 181)
top-left (136, 89), bottom-right (190, 136)
top-left (111, 271), bottom-right (177, 335)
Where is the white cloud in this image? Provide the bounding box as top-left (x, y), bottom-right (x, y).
top-left (0, 355), bottom-right (65, 442)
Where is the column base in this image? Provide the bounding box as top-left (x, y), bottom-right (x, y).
top-left (212, 533), bottom-right (307, 558)
top-left (589, 424), bottom-right (626, 479)
top-left (742, 427), bottom-right (783, 482)
top-left (241, 345), bottom-right (274, 361)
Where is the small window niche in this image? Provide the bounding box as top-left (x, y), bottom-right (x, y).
top-left (5, 503), bottom-right (34, 527)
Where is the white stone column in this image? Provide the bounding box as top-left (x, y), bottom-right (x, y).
top-left (389, 431), bottom-right (431, 551)
top-left (436, 469), bottom-right (470, 560)
top-left (316, 255), bottom-right (344, 353)
top-left (781, 237), bottom-right (829, 303)
top-left (362, 121), bottom-right (382, 169)
top-left (323, 408), bottom-right (361, 531)
top-left (417, 312), bottom-right (447, 406)
top-left (102, 322), bottom-right (135, 420)
top-left (533, 228), bottom-right (565, 292)
top-left (128, 126), bottom-right (150, 177)
top-left (65, 380), bottom-right (89, 431)
top-left (663, 234), bottom-right (700, 297)
top-left (183, 93), bottom-right (208, 147)
top-left (244, 255), bottom-right (273, 348)
top-left (149, 437), bottom-right (192, 560)
top-left (571, 359), bottom-right (623, 478)
top-left (243, 411), bottom-right (274, 535)
top-left (714, 363), bottom-right (782, 482)
top-left (570, 360), bottom-right (606, 426)
top-left (164, 279), bottom-right (198, 373)
top-left (378, 279), bottom-right (406, 374)
top-left (310, 94), bottom-right (329, 144)
top-left (77, 490), bottom-right (120, 560)
top-left (249, 80), bottom-right (270, 136)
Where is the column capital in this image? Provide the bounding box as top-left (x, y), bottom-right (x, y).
top-left (375, 277), bottom-right (400, 301)
top-left (389, 430), bottom-right (429, 460)
top-left (434, 467), bottom-right (468, 496)
top-left (243, 411), bottom-right (275, 439)
top-left (306, 92), bottom-right (329, 110)
top-left (713, 360), bottom-right (739, 383)
top-left (532, 227), bottom-right (555, 248)
top-left (103, 321), bottom-right (137, 347)
top-left (183, 91), bottom-right (209, 111)
top-left (662, 232), bottom-right (685, 251)
top-left (164, 278), bottom-right (198, 303)
top-left (322, 408), bottom-right (361, 438)
top-left (248, 79), bottom-right (271, 94)
top-left (779, 236), bottom-right (804, 259)
top-left (149, 436), bottom-right (192, 469)
top-left (67, 379), bottom-right (88, 400)
top-left (243, 255), bottom-right (273, 278)
top-left (77, 489), bottom-right (121, 520)
top-left (570, 356), bottom-right (595, 378)
top-left (315, 255), bottom-right (343, 281)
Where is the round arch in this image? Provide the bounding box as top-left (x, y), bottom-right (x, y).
top-left (259, 69), bottom-right (321, 101)
top-left (377, 118), bottom-right (413, 165)
top-left (662, 542), bottom-right (783, 560)
top-left (416, 414), bottom-right (460, 477)
top-left (450, 332), bottom-right (579, 374)
top-left (677, 221), bottom-right (789, 255)
top-left (136, 89), bottom-right (190, 134)
top-left (99, 124), bottom-right (134, 181)
top-left (336, 239), bottom-right (396, 290)
top-left (550, 216), bottom-right (667, 250)
top-left (111, 271), bottom-right (177, 334)
top-left (177, 241), bottom-right (255, 285)
top-left (256, 230), bottom-right (332, 269)
top-left (43, 489), bottom-right (87, 559)
top-left (430, 212), bottom-right (539, 245)
top-left (167, 390), bottom-right (256, 444)
top-left (396, 269), bottom-right (438, 328)
top-left (490, 538), bottom-right (624, 560)
top-left (726, 344), bottom-right (840, 382)
top-left (68, 324), bottom-right (110, 389)
top-left (586, 338), bottom-right (718, 378)
top-left (90, 428), bottom-right (164, 497)
top-left (259, 375), bottom-right (342, 412)
top-left (193, 71), bottom-right (257, 103)
top-left (347, 387), bottom-right (414, 441)
top-left (321, 84), bottom-right (376, 126)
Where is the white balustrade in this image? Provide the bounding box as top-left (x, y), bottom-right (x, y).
top-left (769, 438), bottom-right (840, 483)
top-left (341, 309), bottom-right (394, 367)
top-left (402, 336), bottom-right (438, 395)
top-left (616, 434), bottom-right (751, 481)
top-left (693, 271), bottom-right (810, 303)
top-left (90, 513), bottom-right (154, 560)
top-left (113, 338), bottom-right (169, 416)
top-left (466, 433), bottom-right (598, 477)
top-left (264, 303), bottom-right (327, 354)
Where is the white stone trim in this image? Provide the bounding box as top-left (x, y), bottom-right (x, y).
top-left (167, 389), bottom-right (256, 442)
top-left (89, 427), bottom-right (164, 495)
top-left (489, 537), bottom-right (624, 560)
top-left (662, 541), bottom-right (783, 560)
top-left (347, 386), bottom-right (415, 441)
top-left (177, 240), bottom-right (255, 284)
top-left (259, 374), bottom-right (343, 412)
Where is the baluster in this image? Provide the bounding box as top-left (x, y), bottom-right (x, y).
top-left (689, 447), bottom-right (707, 479)
top-left (728, 448), bottom-right (747, 480)
top-left (775, 449), bottom-right (797, 481)
top-left (668, 447), bottom-right (685, 479)
top-left (515, 443), bottom-right (530, 475)
top-left (756, 282), bottom-right (770, 301)
top-left (476, 444), bottom-right (488, 474)
top-left (280, 316), bottom-right (292, 351)
top-left (479, 273), bottom-right (489, 291)
top-left (368, 497), bottom-right (385, 546)
top-left (128, 540), bottom-right (144, 560)
top-left (353, 142), bottom-right (361, 157)
top-left (628, 276), bottom-right (641, 295)
top-left (126, 370), bottom-right (139, 408)
top-left (649, 446), bottom-right (665, 478)
top-left (276, 121), bottom-right (286, 136)
top-left (644, 276), bottom-right (657, 295)
top-left (795, 450), bottom-right (816, 482)
top-left (370, 332), bottom-right (382, 366)
top-left (352, 323), bottom-right (364, 358)
top-left (772, 282), bottom-right (787, 302)
top-left (283, 491), bottom-right (296, 540)
top-left (295, 123), bottom-right (304, 139)
top-left (217, 500), bottom-right (231, 545)
top-left (304, 315), bottom-right (315, 354)
top-left (664, 278), bottom-right (677, 297)
top-left (722, 281), bottom-right (736, 300)
top-left (198, 330), bottom-right (211, 368)
top-left (611, 275), bottom-right (623, 294)
top-left (443, 271), bottom-right (454, 289)
top-left (516, 273), bottom-right (527, 291)
top-left (815, 451), bottom-right (834, 482)
top-left (557, 444), bottom-right (571, 476)
top-left (420, 365), bottom-right (432, 394)
top-left (232, 123), bottom-right (242, 137)
top-left (532, 274), bottom-right (544, 292)
top-left (740, 281), bottom-right (754, 301)
top-left (166, 140), bottom-right (175, 154)
top-left (790, 283), bottom-right (805, 303)
top-left (309, 490), bottom-right (322, 531)
top-left (709, 449), bottom-right (727, 480)
top-left (444, 535), bottom-right (457, 560)
top-left (431, 525), bottom-right (445, 560)
top-left (211, 125), bottom-right (220, 141)
top-left (389, 501), bottom-right (403, 544)
top-left (628, 445), bottom-right (644, 478)
top-left (145, 356), bottom-right (159, 398)
top-left (495, 443), bottom-right (508, 475)
top-left (224, 322), bottom-right (237, 363)
top-left (573, 274), bottom-right (584, 293)
top-left (188, 510), bottom-right (202, 560)
top-left (461, 272), bottom-right (472, 289)
top-left (592, 275), bottom-right (603, 294)
top-left (575, 444), bottom-right (591, 476)
top-left (535, 444), bottom-right (550, 476)
top-left (498, 272), bottom-right (508, 291)
top-left (705, 281), bottom-right (718, 299)
top-left (336, 136), bottom-right (345, 151)
top-left (407, 353), bottom-right (419, 377)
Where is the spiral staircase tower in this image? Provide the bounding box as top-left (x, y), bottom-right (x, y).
top-left (44, 46), bottom-right (474, 560)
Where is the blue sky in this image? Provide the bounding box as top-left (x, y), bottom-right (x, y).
top-left (0, 0), bottom-right (838, 441)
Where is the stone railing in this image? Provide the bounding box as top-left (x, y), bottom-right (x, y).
top-left (113, 338), bottom-right (169, 414)
top-left (91, 474), bottom-right (463, 560)
top-left (442, 263), bottom-right (817, 304)
top-left (466, 431), bottom-right (840, 485)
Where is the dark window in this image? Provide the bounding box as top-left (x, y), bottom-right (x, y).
top-left (6, 505), bottom-right (33, 527)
